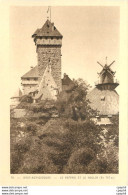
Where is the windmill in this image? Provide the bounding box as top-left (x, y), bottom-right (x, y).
top-left (87, 57), bottom-right (119, 125)
top-left (96, 57), bottom-right (118, 89)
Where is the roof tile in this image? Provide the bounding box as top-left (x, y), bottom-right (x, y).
top-left (21, 66), bottom-right (39, 78)
top-left (32, 19), bottom-right (63, 38)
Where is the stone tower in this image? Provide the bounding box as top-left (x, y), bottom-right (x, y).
top-left (32, 19), bottom-right (63, 92)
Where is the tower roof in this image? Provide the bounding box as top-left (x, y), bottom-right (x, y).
top-left (21, 66), bottom-right (39, 78)
top-left (87, 88), bottom-right (119, 116)
top-left (32, 19), bottom-right (63, 38)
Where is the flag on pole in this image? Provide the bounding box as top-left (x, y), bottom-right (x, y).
top-left (47, 6), bottom-right (50, 13)
top-left (47, 6), bottom-right (51, 21)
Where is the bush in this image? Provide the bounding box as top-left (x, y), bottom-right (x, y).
top-left (56, 78), bottom-right (96, 120)
top-left (19, 95), bottom-right (33, 103)
top-left (63, 147), bottom-right (98, 174)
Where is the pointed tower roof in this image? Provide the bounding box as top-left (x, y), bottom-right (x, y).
top-left (32, 19), bottom-right (63, 38)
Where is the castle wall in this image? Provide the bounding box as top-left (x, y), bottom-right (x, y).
top-left (37, 45), bottom-right (62, 92)
top-left (22, 84), bottom-right (38, 95)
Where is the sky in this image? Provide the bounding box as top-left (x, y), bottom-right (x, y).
top-left (10, 6), bottom-right (120, 96)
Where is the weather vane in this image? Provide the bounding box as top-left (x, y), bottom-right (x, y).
top-left (47, 6), bottom-right (51, 22)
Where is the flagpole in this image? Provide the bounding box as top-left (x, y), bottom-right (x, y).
top-left (50, 6), bottom-right (51, 22)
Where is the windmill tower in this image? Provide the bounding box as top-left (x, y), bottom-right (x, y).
top-left (96, 57), bottom-right (119, 90)
top-left (87, 57), bottom-right (119, 125)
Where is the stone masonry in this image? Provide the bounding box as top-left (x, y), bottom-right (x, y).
top-left (32, 19), bottom-right (63, 93)
top-left (37, 45), bottom-right (62, 92)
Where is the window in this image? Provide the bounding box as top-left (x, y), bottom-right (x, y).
top-left (97, 118), bottom-right (101, 122)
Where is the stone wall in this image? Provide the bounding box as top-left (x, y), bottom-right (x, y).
top-left (92, 117), bottom-right (112, 125)
top-left (22, 84), bottom-right (38, 95)
top-left (37, 45), bottom-right (62, 92)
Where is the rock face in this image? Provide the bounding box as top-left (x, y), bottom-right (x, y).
top-left (34, 64), bottom-right (58, 101)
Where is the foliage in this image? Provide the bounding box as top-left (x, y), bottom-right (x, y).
top-left (19, 95), bottom-right (33, 103)
top-left (10, 78), bottom-right (119, 174)
top-left (107, 115), bottom-right (119, 147)
top-left (17, 95), bottom-right (33, 109)
top-left (11, 117), bottom-right (104, 174)
top-left (56, 78), bottom-right (97, 120)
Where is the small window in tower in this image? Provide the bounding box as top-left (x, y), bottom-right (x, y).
top-left (27, 78), bottom-right (30, 81)
top-left (101, 96), bottom-right (105, 101)
top-left (97, 118), bottom-right (101, 122)
top-left (51, 37), bottom-right (53, 40)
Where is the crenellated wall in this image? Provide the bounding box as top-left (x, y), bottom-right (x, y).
top-left (36, 38), bottom-right (62, 46)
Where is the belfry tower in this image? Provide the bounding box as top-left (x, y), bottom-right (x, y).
top-left (32, 19), bottom-right (63, 92)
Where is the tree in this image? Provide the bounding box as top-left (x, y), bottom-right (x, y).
top-left (56, 78), bottom-right (97, 120)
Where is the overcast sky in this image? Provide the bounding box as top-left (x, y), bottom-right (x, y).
top-left (10, 6), bottom-right (120, 96)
